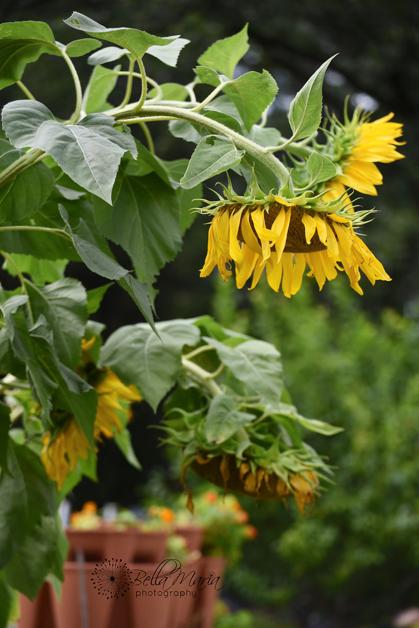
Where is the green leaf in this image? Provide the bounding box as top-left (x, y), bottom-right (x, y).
top-left (0, 21), bottom-right (57, 90)
top-left (25, 278), bottom-right (88, 367)
top-left (148, 83), bottom-right (188, 101)
top-left (4, 515), bottom-right (63, 598)
top-left (88, 45), bottom-right (128, 65)
top-left (86, 283), bottom-right (112, 314)
top-left (134, 142), bottom-right (171, 185)
top-left (65, 38), bottom-right (101, 57)
top-left (114, 428), bottom-right (141, 469)
top-left (290, 413), bottom-right (343, 436)
top-left (180, 136), bottom-right (244, 189)
top-left (288, 55), bottom-right (336, 141)
top-left (84, 65), bottom-right (119, 113)
top-left (1, 297), bottom-right (97, 438)
top-left (194, 66), bottom-right (221, 87)
top-left (0, 441), bottom-right (57, 570)
top-left (1, 100), bottom-right (54, 148)
top-left (205, 393), bottom-right (254, 444)
top-left (306, 150), bottom-right (339, 184)
top-left (197, 25), bottom-right (249, 79)
top-left (0, 162), bottom-right (54, 225)
top-left (3, 106), bottom-right (137, 202)
top-left (0, 403), bottom-right (10, 470)
top-left (0, 201), bottom-right (78, 261)
top-left (100, 320), bottom-right (200, 410)
top-left (3, 254), bottom-right (67, 285)
top-left (93, 173), bottom-right (183, 284)
top-left (147, 37), bottom-right (190, 67)
top-left (247, 126), bottom-right (283, 147)
top-left (59, 206), bottom-right (155, 327)
top-left (0, 573), bottom-right (12, 627)
top-left (64, 12), bottom-right (176, 59)
top-left (224, 70), bottom-right (278, 130)
top-left (205, 337), bottom-right (283, 405)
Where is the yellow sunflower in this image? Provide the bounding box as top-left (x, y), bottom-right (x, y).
top-left (200, 195), bottom-right (390, 296)
top-left (41, 368), bottom-right (141, 487)
top-left (326, 111), bottom-right (404, 200)
top-left (41, 420), bottom-right (90, 488)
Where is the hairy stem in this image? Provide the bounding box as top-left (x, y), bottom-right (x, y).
top-left (0, 226), bottom-right (71, 240)
top-left (61, 50), bottom-right (83, 124)
top-left (118, 105), bottom-right (290, 184)
top-left (181, 357), bottom-right (222, 396)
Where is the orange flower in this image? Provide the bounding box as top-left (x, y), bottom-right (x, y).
top-left (235, 510), bottom-right (249, 524)
top-left (82, 501), bottom-right (98, 514)
top-left (160, 507), bottom-right (175, 524)
top-left (204, 491), bottom-right (218, 504)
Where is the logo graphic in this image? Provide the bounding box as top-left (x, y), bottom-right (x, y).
top-left (90, 558), bottom-right (132, 599)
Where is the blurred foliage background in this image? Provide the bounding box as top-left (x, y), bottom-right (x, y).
top-left (1, 1), bottom-right (419, 626)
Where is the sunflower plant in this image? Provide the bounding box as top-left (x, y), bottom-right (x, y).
top-left (0, 10), bottom-right (402, 622)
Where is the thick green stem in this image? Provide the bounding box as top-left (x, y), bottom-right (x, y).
top-left (181, 357), bottom-right (222, 396)
top-left (118, 58), bottom-right (135, 109)
top-left (0, 149), bottom-right (45, 188)
top-left (138, 122), bottom-right (155, 153)
top-left (118, 105), bottom-right (290, 185)
top-left (61, 50), bottom-right (83, 124)
top-left (17, 81), bottom-right (35, 100)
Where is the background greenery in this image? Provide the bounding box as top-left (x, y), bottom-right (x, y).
top-left (1, 1), bottom-right (418, 627)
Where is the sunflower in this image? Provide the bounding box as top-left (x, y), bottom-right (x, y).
top-left (41, 368), bottom-right (141, 487)
top-left (200, 193), bottom-right (390, 296)
top-left (41, 420), bottom-right (90, 488)
top-left (95, 369), bottom-right (141, 439)
top-left (326, 111), bottom-right (404, 200)
top-left (192, 454), bottom-right (318, 513)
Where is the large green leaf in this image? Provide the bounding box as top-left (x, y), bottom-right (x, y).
top-left (84, 65), bottom-right (119, 113)
top-left (64, 12), bottom-right (175, 59)
top-left (197, 25), bottom-right (249, 79)
top-left (0, 21), bottom-right (57, 90)
top-left (100, 320), bottom-right (200, 410)
top-left (205, 393), bottom-right (254, 444)
top-left (205, 337), bottom-right (283, 405)
top-left (0, 162), bottom-right (54, 225)
top-left (2, 103), bottom-right (137, 202)
top-left (0, 441), bottom-right (57, 570)
top-left (288, 56), bottom-right (336, 141)
top-left (180, 136), bottom-right (244, 189)
top-left (224, 70), bottom-right (278, 130)
top-left (1, 296), bottom-right (97, 439)
top-left (93, 173), bottom-right (183, 284)
top-left (25, 278), bottom-right (88, 367)
top-left (4, 515), bottom-right (62, 598)
top-left (59, 205), bottom-right (155, 327)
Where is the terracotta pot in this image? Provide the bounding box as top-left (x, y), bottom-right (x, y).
top-left (66, 528), bottom-right (136, 562)
top-left (56, 561), bottom-right (116, 628)
top-left (131, 530), bottom-right (168, 563)
top-left (19, 582), bottom-right (60, 628)
top-left (128, 562), bottom-right (172, 628)
top-left (174, 525), bottom-right (204, 553)
top-left (194, 556), bottom-right (226, 628)
top-left (169, 558), bottom-right (201, 628)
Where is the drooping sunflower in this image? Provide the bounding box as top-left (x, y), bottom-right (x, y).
top-left (192, 454), bottom-right (319, 513)
top-left (41, 360), bottom-right (141, 487)
top-left (325, 110), bottom-right (404, 201)
top-left (200, 192), bottom-right (390, 296)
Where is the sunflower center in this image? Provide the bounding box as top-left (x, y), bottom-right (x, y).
top-left (232, 203), bottom-right (327, 254)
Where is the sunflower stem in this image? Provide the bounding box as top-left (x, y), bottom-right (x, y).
top-left (117, 105), bottom-right (290, 185)
top-left (181, 357), bottom-right (222, 396)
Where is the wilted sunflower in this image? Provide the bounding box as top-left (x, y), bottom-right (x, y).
top-left (200, 192), bottom-right (390, 296)
top-left (325, 110), bottom-right (404, 201)
top-left (41, 363), bottom-right (141, 487)
top-left (192, 454), bottom-right (319, 513)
